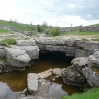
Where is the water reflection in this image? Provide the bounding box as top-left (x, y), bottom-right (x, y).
top-left (0, 82), bottom-right (16, 99)
top-left (48, 83), bottom-right (68, 99)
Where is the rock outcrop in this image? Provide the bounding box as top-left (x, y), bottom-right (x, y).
top-left (36, 39), bottom-right (99, 57)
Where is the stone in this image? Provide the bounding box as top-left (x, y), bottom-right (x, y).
top-left (61, 66), bottom-right (85, 86)
top-left (82, 66), bottom-right (99, 87)
top-left (4, 47), bottom-right (31, 67)
top-left (75, 49), bottom-right (93, 57)
top-left (52, 68), bottom-right (61, 77)
top-left (71, 57), bottom-right (89, 72)
top-left (66, 47), bottom-right (76, 57)
top-left (27, 73), bottom-right (39, 94)
top-left (17, 40), bottom-right (36, 46)
top-left (38, 69), bottom-right (52, 79)
top-left (11, 45), bottom-right (39, 59)
top-left (89, 50), bottom-right (99, 65)
top-left (0, 49), bottom-right (5, 58)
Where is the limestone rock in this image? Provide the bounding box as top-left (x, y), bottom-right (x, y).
top-left (61, 66), bottom-right (85, 86)
top-left (27, 73), bottom-right (39, 94)
top-left (17, 40), bottom-right (36, 46)
top-left (89, 50), bottom-right (99, 65)
top-left (66, 47), bottom-right (76, 57)
top-left (52, 68), bottom-right (61, 77)
top-left (71, 57), bottom-right (89, 72)
top-left (82, 66), bottom-right (99, 87)
top-left (4, 47), bottom-right (31, 67)
top-left (38, 69), bottom-right (52, 79)
top-left (11, 45), bottom-right (39, 59)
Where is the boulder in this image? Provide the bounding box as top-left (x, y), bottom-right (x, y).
top-left (61, 66), bottom-right (85, 86)
top-left (38, 69), bottom-right (52, 79)
top-left (82, 66), bottom-right (99, 87)
top-left (27, 73), bottom-right (39, 94)
top-left (4, 47), bottom-right (31, 67)
top-left (11, 45), bottom-right (39, 59)
top-left (52, 68), bottom-right (61, 77)
top-left (71, 57), bottom-right (89, 72)
top-left (17, 40), bottom-right (36, 46)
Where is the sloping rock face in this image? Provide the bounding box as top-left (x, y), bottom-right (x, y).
top-left (36, 39), bottom-right (99, 57)
top-left (4, 47), bottom-right (31, 67)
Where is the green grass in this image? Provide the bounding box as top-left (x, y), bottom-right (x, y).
top-left (59, 31), bottom-right (99, 36)
top-left (0, 19), bottom-right (36, 33)
top-left (1, 38), bottom-right (16, 48)
top-left (62, 88), bottom-right (99, 99)
top-left (0, 29), bottom-right (10, 33)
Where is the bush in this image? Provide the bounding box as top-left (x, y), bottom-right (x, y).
top-left (2, 38), bottom-right (16, 48)
top-left (37, 24), bottom-right (44, 32)
top-left (50, 27), bottom-right (60, 36)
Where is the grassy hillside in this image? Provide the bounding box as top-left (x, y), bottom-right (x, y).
top-left (0, 19), bottom-right (37, 34)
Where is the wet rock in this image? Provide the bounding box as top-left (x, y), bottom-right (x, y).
top-left (38, 69), bottom-right (52, 79)
top-left (52, 68), bottom-right (61, 77)
top-left (0, 82), bottom-right (16, 99)
top-left (17, 40), bottom-right (36, 46)
top-left (4, 47), bottom-right (31, 67)
top-left (61, 66), bottom-right (85, 86)
top-left (27, 73), bottom-right (39, 94)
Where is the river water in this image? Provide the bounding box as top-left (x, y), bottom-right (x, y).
top-left (0, 52), bottom-right (81, 95)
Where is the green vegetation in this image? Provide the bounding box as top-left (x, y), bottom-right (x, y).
top-left (59, 31), bottom-right (99, 36)
top-left (37, 24), bottom-right (44, 32)
top-left (0, 57), bottom-right (6, 63)
top-left (0, 19), bottom-right (36, 34)
top-left (1, 38), bottom-right (16, 48)
top-left (50, 27), bottom-right (60, 36)
top-left (62, 88), bottom-right (99, 99)
top-left (0, 29), bottom-right (10, 33)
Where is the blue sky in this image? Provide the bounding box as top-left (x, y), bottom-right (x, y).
top-left (0, 0), bottom-right (99, 27)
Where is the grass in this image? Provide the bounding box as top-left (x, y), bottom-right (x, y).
top-left (0, 29), bottom-right (10, 33)
top-left (62, 88), bottom-right (99, 99)
top-left (59, 31), bottom-right (99, 36)
top-left (1, 38), bottom-right (16, 48)
top-left (0, 19), bottom-right (36, 33)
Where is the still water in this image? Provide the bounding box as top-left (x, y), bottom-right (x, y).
top-left (0, 52), bottom-right (81, 95)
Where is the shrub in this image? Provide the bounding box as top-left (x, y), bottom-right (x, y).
top-left (50, 27), bottom-right (60, 36)
top-left (2, 38), bottom-right (16, 48)
top-left (37, 24), bottom-right (44, 32)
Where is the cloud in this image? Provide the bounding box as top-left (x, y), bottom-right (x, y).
top-left (0, 0), bottom-right (99, 26)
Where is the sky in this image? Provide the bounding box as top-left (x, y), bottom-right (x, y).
top-left (0, 0), bottom-right (99, 27)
